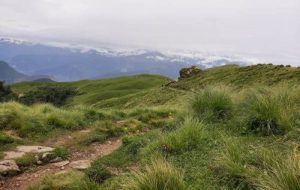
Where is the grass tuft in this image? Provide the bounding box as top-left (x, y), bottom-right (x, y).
top-left (191, 87), bottom-right (233, 122)
top-left (124, 158), bottom-right (185, 190)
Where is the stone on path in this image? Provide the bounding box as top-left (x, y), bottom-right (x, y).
top-left (4, 151), bottom-right (25, 160)
top-left (0, 160), bottom-right (20, 175)
top-left (53, 160), bottom-right (70, 168)
top-left (69, 160), bottom-right (91, 170)
top-left (16, 146), bottom-right (54, 153)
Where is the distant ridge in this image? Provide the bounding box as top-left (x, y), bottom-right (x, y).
top-left (0, 61), bottom-right (52, 84)
top-left (0, 38), bottom-right (254, 81)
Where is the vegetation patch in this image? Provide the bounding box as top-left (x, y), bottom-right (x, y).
top-left (145, 118), bottom-right (208, 155)
top-left (124, 159), bottom-right (185, 190)
top-left (191, 87), bottom-right (233, 122)
top-left (18, 86), bottom-right (77, 106)
top-left (28, 171), bottom-right (98, 190)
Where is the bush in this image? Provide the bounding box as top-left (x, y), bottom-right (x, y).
top-left (124, 159), bottom-right (185, 190)
top-left (192, 87), bottom-right (233, 122)
top-left (0, 81), bottom-right (16, 102)
top-left (18, 86), bottom-right (77, 106)
top-left (146, 118), bottom-right (207, 154)
top-left (240, 87), bottom-right (299, 135)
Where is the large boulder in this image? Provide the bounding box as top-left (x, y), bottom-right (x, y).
top-left (179, 66), bottom-right (202, 80)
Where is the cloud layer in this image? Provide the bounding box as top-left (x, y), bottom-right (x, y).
top-left (0, 0), bottom-right (299, 65)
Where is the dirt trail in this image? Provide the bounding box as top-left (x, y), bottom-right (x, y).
top-left (0, 134), bottom-right (122, 190)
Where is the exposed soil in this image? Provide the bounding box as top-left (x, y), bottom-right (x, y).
top-left (0, 130), bottom-right (122, 190)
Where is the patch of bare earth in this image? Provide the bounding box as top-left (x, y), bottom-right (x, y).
top-left (0, 133), bottom-right (122, 190)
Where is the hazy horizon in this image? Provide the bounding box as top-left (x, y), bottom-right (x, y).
top-left (0, 0), bottom-right (299, 65)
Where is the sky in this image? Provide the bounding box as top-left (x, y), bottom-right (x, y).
top-left (0, 0), bottom-right (299, 65)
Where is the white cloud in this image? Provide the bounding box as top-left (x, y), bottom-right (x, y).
top-left (0, 0), bottom-right (299, 65)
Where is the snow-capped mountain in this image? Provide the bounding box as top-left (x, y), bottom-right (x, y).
top-left (0, 38), bottom-right (257, 81)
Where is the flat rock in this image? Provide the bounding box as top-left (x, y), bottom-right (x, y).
top-left (4, 151), bottom-right (26, 160)
top-left (0, 160), bottom-right (20, 175)
top-left (53, 160), bottom-right (70, 168)
top-left (16, 146), bottom-right (54, 153)
top-left (69, 160), bottom-right (91, 170)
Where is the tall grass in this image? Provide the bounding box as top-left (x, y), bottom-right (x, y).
top-left (0, 102), bottom-right (86, 138)
top-left (239, 86), bottom-right (299, 135)
top-left (257, 149), bottom-right (300, 190)
top-left (124, 158), bottom-right (185, 190)
top-left (145, 118), bottom-right (207, 155)
top-left (191, 87), bottom-right (233, 122)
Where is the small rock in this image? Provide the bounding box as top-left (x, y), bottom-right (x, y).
top-left (0, 160), bottom-right (20, 176)
top-left (60, 166), bottom-right (65, 170)
top-left (37, 160), bottom-right (43, 165)
top-left (50, 157), bottom-right (63, 163)
top-left (53, 160), bottom-right (70, 168)
top-left (69, 160), bottom-right (91, 170)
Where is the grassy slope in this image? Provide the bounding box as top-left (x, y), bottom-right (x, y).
top-left (12, 74), bottom-right (172, 108)
top-left (6, 64), bottom-right (300, 190)
top-left (170, 64), bottom-right (300, 90)
top-left (12, 64), bottom-right (300, 109)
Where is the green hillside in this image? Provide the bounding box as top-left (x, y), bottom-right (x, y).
top-left (1, 64), bottom-right (300, 190)
top-left (12, 64), bottom-right (300, 109)
top-left (12, 74), bottom-right (171, 108)
top-left (170, 64), bottom-right (300, 90)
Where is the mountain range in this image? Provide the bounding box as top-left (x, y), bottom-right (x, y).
top-left (0, 38), bottom-right (253, 82)
top-left (0, 61), bottom-right (52, 84)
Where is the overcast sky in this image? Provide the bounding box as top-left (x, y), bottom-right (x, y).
top-left (0, 0), bottom-right (299, 65)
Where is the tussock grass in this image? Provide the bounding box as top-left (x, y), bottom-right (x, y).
top-left (239, 86), bottom-right (299, 135)
top-left (257, 148), bottom-right (300, 190)
top-left (145, 118), bottom-right (207, 155)
top-left (124, 158), bottom-right (185, 190)
top-left (191, 87), bottom-right (233, 122)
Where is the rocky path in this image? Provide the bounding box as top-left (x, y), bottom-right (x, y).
top-left (0, 132), bottom-right (122, 190)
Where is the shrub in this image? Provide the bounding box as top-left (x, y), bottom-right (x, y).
top-left (240, 87), bottom-right (299, 135)
top-left (18, 86), bottom-right (77, 106)
top-left (124, 159), bottom-right (185, 190)
top-left (0, 81), bottom-right (16, 102)
top-left (192, 87), bottom-right (233, 122)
